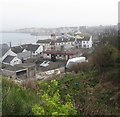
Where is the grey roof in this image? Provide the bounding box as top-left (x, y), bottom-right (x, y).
top-left (21, 44), bottom-right (40, 52)
top-left (36, 37), bottom-right (75, 44)
top-left (0, 44), bottom-right (10, 56)
top-left (76, 36), bottom-right (90, 42)
top-left (36, 39), bottom-right (51, 44)
top-left (1, 48), bottom-right (9, 56)
top-left (56, 37), bottom-right (75, 43)
top-left (2, 63), bottom-right (26, 72)
top-left (11, 46), bottom-right (24, 54)
top-left (3, 55), bottom-right (15, 63)
top-left (0, 43), bottom-right (10, 50)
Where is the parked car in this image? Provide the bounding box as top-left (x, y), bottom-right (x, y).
top-left (42, 61), bottom-right (50, 67)
top-left (40, 61), bottom-right (50, 67)
top-left (40, 61), bottom-right (47, 67)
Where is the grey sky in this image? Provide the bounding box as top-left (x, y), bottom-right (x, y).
top-left (0, 0), bottom-right (119, 30)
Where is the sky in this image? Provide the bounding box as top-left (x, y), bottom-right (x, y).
top-left (0, 0), bottom-right (119, 30)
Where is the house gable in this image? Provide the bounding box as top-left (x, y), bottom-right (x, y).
top-left (2, 49), bottom-right (17, 61)
top-left (10, 57), bottom-right (22, 66)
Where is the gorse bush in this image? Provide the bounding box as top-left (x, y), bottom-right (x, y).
top-left (32, 80), bottom-right (77, 115)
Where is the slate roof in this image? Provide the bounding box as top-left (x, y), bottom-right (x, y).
top-left (36, 39), bottom-right (51, 44)
top-left (56, 37), bottom-right (75, 43)
top-left (2, 63), bottom-right (26, 72)
top-left (76, 36), bottom-right (90, 41)
top-left (11, 46), bottom-right (24, 54)
top-left (3, 55), bottom-right (15, 63)
top-left (0, 44), bottom-right (10, 56)
top-left (56, 37), bottom-right (68, 43)
top-left (21, 44), bottom-right (40, 52)
top-left (37, 36), bottom-right (75, 44)
top-left (1, 48), bottom-right (9, 56)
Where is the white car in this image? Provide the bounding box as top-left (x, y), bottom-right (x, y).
top-left (40, 61), bottom-right (47, 67)
top-left (40, 61), bottom-right (50, 67)
top-left (42, 61), bottom-right (50, 67)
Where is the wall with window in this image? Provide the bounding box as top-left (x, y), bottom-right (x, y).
top-left (10, 57), bottom-right (22, 66)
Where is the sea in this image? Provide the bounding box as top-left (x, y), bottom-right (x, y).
top-left (0, 32), bottom-right (50, 47)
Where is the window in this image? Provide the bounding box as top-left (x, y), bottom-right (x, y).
top-left (83, 45), bottom-right (86, 47)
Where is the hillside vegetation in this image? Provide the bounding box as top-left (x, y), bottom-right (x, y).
top-left (2, 28), bottom-right (120, 115)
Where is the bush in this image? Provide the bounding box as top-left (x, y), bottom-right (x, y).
top-left (32, 80), bottom-right (77, 115)
top-left (2, 77), bottom-right (39, 115)
top-left (93, 45), bottom-right (118, 71)
top-left (71, 61), bottom-right (93, 73)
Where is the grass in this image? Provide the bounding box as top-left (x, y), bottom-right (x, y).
top-left (2, 76), bottom-right (40, 115)
top-left (57, 70), bottom-right (119, 115)
top-left (1, 67), bottom-right (119, 115)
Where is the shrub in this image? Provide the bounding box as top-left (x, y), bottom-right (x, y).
top-left (93, 45), bottom-right (118, 71)
top-left (2, 77), bottom-right (39, 115)
top-left (32, 80), bottom-right (77, 115)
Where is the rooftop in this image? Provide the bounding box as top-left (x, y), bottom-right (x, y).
top-left (36, 39), bottom-right (51, 44)
top-left (21, 44), bottom-right (40, 52)
top-left (2, 55), bottom-right (15, 63)
top-left (11, 46), bottom-right (24, 54)
top-left (76, 36), bottom-right (90, 41)
top-left (0, 44), bottom-right (10, 56)
top-left (2, 63), bottom-right (26, 72)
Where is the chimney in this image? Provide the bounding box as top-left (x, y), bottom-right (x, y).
top-left (10, 42), bottom-right (12, 48)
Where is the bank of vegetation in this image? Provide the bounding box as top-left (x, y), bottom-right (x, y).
top-left (2, 28), bottom-right (119, 115)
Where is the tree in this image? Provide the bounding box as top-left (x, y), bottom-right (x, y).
top-left (93, 45), bottom-right (118, 71)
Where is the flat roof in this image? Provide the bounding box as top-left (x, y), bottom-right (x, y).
top-left (43, 50), bottom-right (81, 56)
top-left (2, 64), bottom-right (27, 72)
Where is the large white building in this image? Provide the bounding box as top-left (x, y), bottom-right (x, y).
top-left (74, 31), bottom-right (93, 49)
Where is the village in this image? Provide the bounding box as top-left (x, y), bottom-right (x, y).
top-left (0, 29), bottom-right (94, 82)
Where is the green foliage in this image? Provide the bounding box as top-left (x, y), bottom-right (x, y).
top-left (32, 80), bottom-right (77, 115)
top-left (2, 77), bottom-right (40, 115)
top-left (58, 71), bottom-right (119, 115)
top-left (98, 28), bottom-right (119, 50)
top-left (93, 44), bottom-right (119, 71)
top-left (71, 62), bottom-right (92, 73)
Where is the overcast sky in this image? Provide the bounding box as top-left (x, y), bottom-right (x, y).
top-left (0, 0), bottom-right (119, 30)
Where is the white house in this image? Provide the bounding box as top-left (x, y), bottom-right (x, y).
top-left (21, 44), bottom-right (43, 56)
top-left (36, 39), bottom-right (51, 51)
top-left (74, 34), bottom-right (93, 49)
top-left (11, 46), bottom-right (31, 60)
top-left (81, 36), bottom-right (93, 48)
top-left (36, 34), bottom-right (75, 51)
top-left (1, 48), bottom-right (17, 61)
top-left (2, 55), bottom-right (22, 66)
top-left (55, 36), bottom-right (75, 46)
